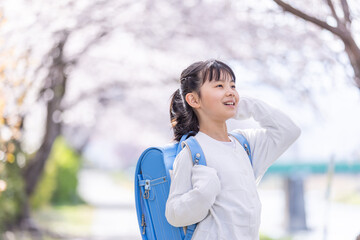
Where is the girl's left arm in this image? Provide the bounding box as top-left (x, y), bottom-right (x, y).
top-left (233, 96), bottom-right (301, 181)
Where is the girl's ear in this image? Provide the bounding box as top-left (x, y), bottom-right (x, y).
top-left (185, 92), bottom-right (200, 109)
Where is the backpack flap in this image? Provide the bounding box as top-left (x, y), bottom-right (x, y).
top-left (135, 146), bottom-right (186, 240)
top-left (135, 148), bottom-right (159, 239)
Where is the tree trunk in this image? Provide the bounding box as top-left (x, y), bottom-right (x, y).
top-left (20, 31), bottom-right (69, 228)
top-left (22, 97), bottom-right (63, 196)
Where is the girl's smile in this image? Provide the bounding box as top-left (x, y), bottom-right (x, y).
top-left (223, 99), bottom-right (236, 108)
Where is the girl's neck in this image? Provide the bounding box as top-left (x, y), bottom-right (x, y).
top-left (199, 122), bottom-right (230, 142)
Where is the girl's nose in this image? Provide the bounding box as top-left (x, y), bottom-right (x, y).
top-left (226, 92), bottom-right (233, 97)
top-left (226, 88), bottom-right (235, 96)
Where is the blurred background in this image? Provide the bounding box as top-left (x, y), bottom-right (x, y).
top-left (0, 0), bottom-right (360, 239)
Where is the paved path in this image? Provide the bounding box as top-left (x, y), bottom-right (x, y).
top-left (78, 169), bottom-right (139, 240)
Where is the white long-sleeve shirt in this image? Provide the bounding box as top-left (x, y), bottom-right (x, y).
top-left (165, 97), bottom-right (301, 240)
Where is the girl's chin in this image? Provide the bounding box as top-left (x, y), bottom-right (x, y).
top-left (224, 112), bottom-right (237, 120)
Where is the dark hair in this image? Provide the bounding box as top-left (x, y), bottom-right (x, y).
top-left (170, 59), bottom-right (236, 141)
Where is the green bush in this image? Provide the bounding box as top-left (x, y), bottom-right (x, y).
top-left (0, 160), bottom-right (26, 233)
top-left (30, 137), bottom-right (83, 209)
top-left (30, 152), bottom-right (57, 209)
top-left (51, 137), bottom-right (83, 205)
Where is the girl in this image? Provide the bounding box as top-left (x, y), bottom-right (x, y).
top-left (165, 60), bottom-right (301, 240)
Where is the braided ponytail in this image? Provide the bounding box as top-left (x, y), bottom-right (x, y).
top-left (169, 59), bottom-right (236, 141)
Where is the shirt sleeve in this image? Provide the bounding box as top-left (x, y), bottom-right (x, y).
top-left (232, 96), bottom-right (301, 181)
top-left (165, 146), bottom-right (221, 227)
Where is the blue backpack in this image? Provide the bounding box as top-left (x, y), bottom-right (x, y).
top-left (134, 131), bottom-right (252, 240)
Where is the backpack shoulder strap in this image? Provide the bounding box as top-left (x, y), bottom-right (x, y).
top-left (178, 133), bottom-right (206, 240)
top-left (229, 132), bottom-right (253, 167)
top-left (181, 136), bottom-right (206, 166)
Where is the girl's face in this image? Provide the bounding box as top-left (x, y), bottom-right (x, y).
top-left (197, 73), bottom-right (239, 123)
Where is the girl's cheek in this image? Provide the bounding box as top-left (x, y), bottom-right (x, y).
top-left (235, 92), bottom-right (240, 103)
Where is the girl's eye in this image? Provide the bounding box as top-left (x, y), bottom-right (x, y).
top-left (216, 84), bottom-right (223, 88)
top-left (231, 85), bottom-right (236, 89)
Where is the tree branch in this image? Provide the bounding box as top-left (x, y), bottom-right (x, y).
top-left (325, 0), bottom-right (340, 25)
top-left (69, 30), bottom-right (110, 66)
top-left (272, 0), bottom-right (342, 37)
top-left (340, 0), bottom-right (351, 24)
top-left (61, 81), bottom-right (127, 110)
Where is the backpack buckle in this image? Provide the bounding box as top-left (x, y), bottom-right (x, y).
top-left (144, 180), bottom-right (151, 199)
top-left (194, 153), bottom-right (201, 165)
top-left (244, 143), bottom-right (250, 156)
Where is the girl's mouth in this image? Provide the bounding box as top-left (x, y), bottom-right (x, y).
top-left (223, 101), bottom-right (235, 106)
